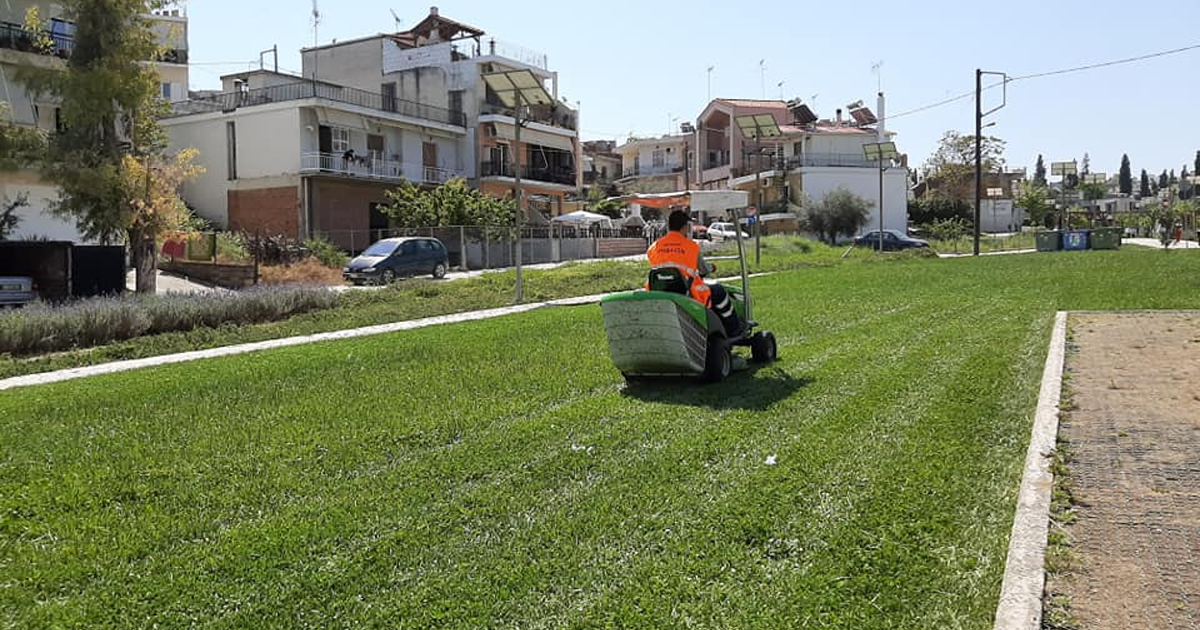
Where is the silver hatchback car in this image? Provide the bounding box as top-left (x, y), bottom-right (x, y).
top-left (0, 276), bottom-right (37, 307)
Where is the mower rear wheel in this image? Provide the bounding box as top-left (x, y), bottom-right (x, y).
top-left (750, 331), bottom-right (778, 363)
top-left (702, 335), bottom-right (732, 383)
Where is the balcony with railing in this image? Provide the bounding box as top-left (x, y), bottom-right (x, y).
top-left (168, 81), bottom-right (467, 128)
top-left (785, 152), bottom-right (879, 169)
top-left (0, 21), bottom-right (72, 58)
top-left (300, 152), bottom-right (460, 185)
top-left (620, 164), bottom-right (685, 179)
top-left (480, 161), bottom-right (576, 187)
top-left (481, 100), bottom-right (578, 132)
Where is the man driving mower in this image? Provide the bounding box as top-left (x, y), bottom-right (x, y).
top-left (646, 210), bottom-right (744, 337)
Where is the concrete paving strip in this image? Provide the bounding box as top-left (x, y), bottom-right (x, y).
top-left (992, 311), bottom-right (1068, 630)
top-left (938, 249), bottom-right (1037, 259)
top-left (0, 274), bottom-right (771, 392)
top-left (1123, 237), bottom-right (1199, 250)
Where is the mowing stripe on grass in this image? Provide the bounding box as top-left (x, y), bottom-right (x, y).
top-left (0, 301), bottom-right (550, 392)
top-left (0, 275), bottom-right (772, 393)
top-left (993, 311), bottom-right (1068, 630)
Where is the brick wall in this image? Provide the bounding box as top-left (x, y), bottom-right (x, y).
top-left (159, 259), bottom-right (256, 289)
top-left (597, 238), bottom-right (647, 258)
top-left (311, 179), bottom-right (392, 251)
top-left (228, 186), bottom-right (301, 237)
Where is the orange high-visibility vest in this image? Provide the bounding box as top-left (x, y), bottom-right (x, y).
top-left (646, 230), bottom-right (712, 306)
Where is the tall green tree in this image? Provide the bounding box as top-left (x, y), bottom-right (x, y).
top-left (585, 186), bottom-right (625, 219)
top-left (1034, 154), bottom-right (1047, 187)
top-left (1118, 154), bottom-right (1132, 195)
top-left (0, 103), bottom-right (47, 171)
top-left (1194, 150), bottom-right (1199, 177)
top-left (18, 0), bottom-right (195, 293)
top-left (1169, 169), bottom-right (1178, 186)
top-left (922, 131), bottom-right (1006, 202)
top-left (1080, 182), bottom-right (1107, 202)
top-left (381, 178), bottom-right (516, 228)
top-left (1015, 183), bottom-right (1052, 229)
top-left (1159, 170), bottom-right (1169, 191)
top-left (1140, 169), bottom-right (1151, 197)
top-left (807, 187), bottom-right (871, 245)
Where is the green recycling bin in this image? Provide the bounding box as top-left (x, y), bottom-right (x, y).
top-left (1090, 227), bottom-right (1121, 250)
top-left (1036, 230), bottom-right (1062, 252)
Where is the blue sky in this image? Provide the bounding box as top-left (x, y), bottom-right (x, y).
top-left (187, 0), bottom-right (1200, 179)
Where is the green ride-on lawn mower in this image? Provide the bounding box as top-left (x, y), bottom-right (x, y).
top-left (600, 196), bottom-right (777, 384)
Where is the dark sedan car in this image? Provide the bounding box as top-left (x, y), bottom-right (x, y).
top-left (854, 230), bottom-right (930, 251)
top-left (343, 237), bottom-right (449, 285)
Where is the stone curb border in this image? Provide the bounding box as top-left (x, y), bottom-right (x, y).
top-left (993, 311), bottom-right (1068, 630)
top-left (0, 274), bottom-right (772, 393)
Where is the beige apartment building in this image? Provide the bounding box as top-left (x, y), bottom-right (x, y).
top-left (0, 1), bottom-right (189, 241)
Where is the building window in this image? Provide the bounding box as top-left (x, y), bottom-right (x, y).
top-left (600, 166), bottom-right (608, 180)
top-left (226, 121), bottom-right (237, 180)
top-left (54, 108), bottom-right (64, 134)
top-left (652, 149), bottom-right (665, 168)
top-left (449, 90), bottom-right (463, 120)
top-left (490, 143), bottom-right (510, 168)
top-left (331, 127), bottom-right (350, 153)
top-left (161, 82), bottom-right (172, 101)
top-left (381, 83), bottom-right (397, 113)
top-left (367, 134), bottom-right (384, 161)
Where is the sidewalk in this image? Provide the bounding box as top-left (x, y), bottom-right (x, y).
top-left (1123, 237), bottom-right (1200, 250)
top-left (331, 254), bottom-right (647, 292)
top-left (1045, 312), bottom-right (1200, 628)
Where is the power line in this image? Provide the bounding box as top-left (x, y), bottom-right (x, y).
top-left (1009, 42), bottom-right (1200, 82)
top-left (880, 41), bottom-right (1200, 125)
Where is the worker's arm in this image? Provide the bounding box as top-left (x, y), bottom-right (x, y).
top-left (696, 253), bottom-right (715, 277)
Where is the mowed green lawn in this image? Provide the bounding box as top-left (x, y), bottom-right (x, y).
top-left (3, 249), bottom-right (1199, 629)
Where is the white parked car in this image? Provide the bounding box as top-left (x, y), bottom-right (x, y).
top-left (707, 222), bottom-right (750, 241)
top-left (0, 276), bottom-right (37, 307)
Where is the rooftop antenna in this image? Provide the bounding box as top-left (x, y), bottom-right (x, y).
top-left (311, 0), bottom-right (321, 47)
top-left (390, 8), bottom-right (402, 31)
top-left (871, 60), bottom-right (884, 92)
top-left (758, 59), bottom-right (766, 99)
top-left (309, 0), bottom-right (321, 81)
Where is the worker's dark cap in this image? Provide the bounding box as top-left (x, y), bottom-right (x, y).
top-left (668, 210), bottom-right (692, 231)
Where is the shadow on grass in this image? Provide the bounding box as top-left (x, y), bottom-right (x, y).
top-left (620, 365), bottom-right (810, 412)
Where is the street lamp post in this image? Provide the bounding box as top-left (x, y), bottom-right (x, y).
top-left (735, 114), bottom-right (782, 266)
top-left (863, 141), bottom-right (899, 252)
top-left (481, 69), bottom-right (554, 304)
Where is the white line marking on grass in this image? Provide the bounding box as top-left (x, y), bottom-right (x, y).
top-left (0, 302), bottom-right (547, 392)
top-left (0, 274), bottom-right (777, 392)
top-left (993, 311), bottom-right (1068, 630)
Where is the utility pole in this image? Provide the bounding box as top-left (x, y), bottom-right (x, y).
top-left (974, 69), bottom-right (982, 257)
top-left (974, 68), bottom-right (1008, 256)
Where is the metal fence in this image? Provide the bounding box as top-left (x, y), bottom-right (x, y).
top-left (311, 225), bottom-right (648, 270)
top-left (299, 152), bottom-right (460, 185)
top-left (0, 21), bottom-right (72, 58)
top-left (167, 81), bottom-right (467, 127)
